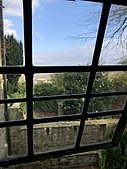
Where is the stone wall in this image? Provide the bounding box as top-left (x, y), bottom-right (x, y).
top-left (14, 152), bottom-right (99, 169)
top-left (10, 121), bottom-right (107, 156)
top-left (2, 103), bottom-right (118, 169)
top-left (8, 119), bottom-right (118, 169)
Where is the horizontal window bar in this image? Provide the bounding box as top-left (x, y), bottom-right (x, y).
top-left (0, 65), bottom-right (127, 74)
top-left (0, 120), bottom-right (27, 128)
top-left (0, 98), bottom-right (26, 104)
top-left (0, 109), bottom-right (122, 128)
top-left (87, 109), bottom-right (123, 118)
top-left (34, 114), bottom-right (81, 124)
top-left (33, 94), bottom-right (86, 101)
top-left (91, 92), bottom-right (127, 97)
top-left (0, 91), bottom-right (126, 104)
top-left (0, 141), bottom-right (113, 168)
top-left (33, 91), bottom-right (127, 101)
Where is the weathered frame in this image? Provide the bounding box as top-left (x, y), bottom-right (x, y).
top-left (0, 0), bottom-right (127, 167)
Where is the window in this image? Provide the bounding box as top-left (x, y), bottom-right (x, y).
top-left (0, 0), bottom-right (127, 167)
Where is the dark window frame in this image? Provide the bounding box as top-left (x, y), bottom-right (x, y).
top-left (0, 0), bottom-right (127, 167)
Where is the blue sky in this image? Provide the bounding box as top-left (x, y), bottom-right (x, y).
top-left (3, 0), bottom-right (127, 66)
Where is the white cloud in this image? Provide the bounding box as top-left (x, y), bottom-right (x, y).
top-left (33, 42), bottom-right (127, 66)
top-left (3, 0), bottom-right (23, 17)
top-left (32, 0), bottom-right (40, 12)
top-left (35, 32), bottom-right (46, 41)
top-left (34, 46), bottom-right (94, 66)
top-left (3, 0), bottom-right (40, 17)
top-left (4, 19), bottom-right (17, 37)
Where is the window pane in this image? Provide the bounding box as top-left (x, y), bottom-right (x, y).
top-left (93, 72), bottom-right (127, 93)
top-left (88, 95), bottom-right (127, 113)
top-left (99, 5), bottom-right (127, 65)
top-left (33, 73), bottom-right (89, 96)
top-left (33, 1), bottom-right (102, 66)
top-left (3, 0), bottom-right (24, 66)
top-left (33, 98), bottom-right (84, 118)
top-left (0, 126), bottom-right (27, 159)
top-left (81, 116), bottom-right (120, 145)
top-left (33, 121), bottom-right (79, 153)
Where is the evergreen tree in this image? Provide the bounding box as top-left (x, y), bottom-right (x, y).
top-left (5, 35), bottom-right (23, 97)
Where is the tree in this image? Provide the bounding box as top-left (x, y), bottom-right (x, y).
top-left (107, 6), bottom-right (127, 46)
top-left (51, 72), bottom-right (88, 115)
top-left (34, 83), bottom-right (62, 114)
top-left (72, 5), bottom-right (127, 50)
top-left (101, 127), bottom-right (127, 169)
top-left (51, 72), bottom-right (113, 115)
top-left (5, 35), bottom-right (23, 97)
top-left (88, 72), bottom-right (114, 113)
top-left (109, 72), bottom-right (127, 111)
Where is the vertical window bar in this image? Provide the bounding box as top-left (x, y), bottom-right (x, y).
top-left (23, 0), bottom-right (34, 156)
top-left (75, 1), bottom-right (111, 148)
top-left (112, 101), bottom-right (127, 145)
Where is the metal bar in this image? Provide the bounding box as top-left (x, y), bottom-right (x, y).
top-left (34, 109), bottom-right (123, 125)
top-left (75, 1), bottom-right (111, 148)
top-left (23, 0), bottom-right (34, 156)
top-left (33, 91), bottom-right (127, 101)
top-left (0, 0), bottom-right (12, 155)
top-left (0, 90), bottom-right (126, 105)
top-left (34, 114), bottom-right (81, 124)
top-left (0, 109), bottom-right (123, 128)
top-left (112, 102), bottom-right (127, 145)
top-left (33, 94), bottom-right (86, 101)
top-left (0, 141), bottom-right (113, 168)
top-left (0, 120), bottom-right (27, 128)
top-left (0, 65), bottom-right (127, 74)
top-left (27, 65), bottom-right (127, 73)
top-left (91, 92), bottom-right (127, 97)
top-left (98, 66), bottom-right (127, 72)
top-left (0, 66), bottom-right (25, 74)
top-left (87, 109), bottom-right (123, 118)
top-left (0, 98), bottom-right (26, 104)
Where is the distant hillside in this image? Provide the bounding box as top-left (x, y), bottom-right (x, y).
top-left (19, 74), bottom-right (52, 84)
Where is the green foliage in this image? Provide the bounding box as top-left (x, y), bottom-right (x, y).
top-left (51, 72), bottom-right (88, 114)
top-left (34, 83), bottom-right (62, 113)
top-left (9, 83), bottom-right (26, 116)
top-left (89, 72), bottom-right (114, 112)
top-left (101, 128), bottom-right (127, 169)
top-left (52, 72), bottom-right (114, 115)
top-left (110, 72), bottom-right (127, 110)
top-left (62, 72), bottom-right (88, 94)
top-left (63, 99), bottom-right (83, 115)
top-left (5, 35), bottom-right (23, 96)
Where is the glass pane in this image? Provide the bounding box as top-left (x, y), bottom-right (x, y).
top-left (3, 0), bottom-right (24, 66)
top-left (33, 1), bottom-right (102, 66)
top-left (88, 96), bottom-right (127, 113)
top-left (33, 73), bottom-right (89, 96)
top-left (33, 98), bottom-right (84, 118)
top-left (99, 5), bottom-right (127, 65)
top-left (93, 72), bottom-right (127, 93)
top-left (81, 115), bottom-right (120, 145)
top-left (34, 121), bottom-right (79, 153)
top-left (0, 102), bottom-right (26, 122)
top-left (0, 126), bottom-right (27, 159)
top-left (7, 74), bottom-right (26, 99)
top-left (0, 128), bottom-right (7, 159)
top-left (0, 74), bottom-right (26, 100)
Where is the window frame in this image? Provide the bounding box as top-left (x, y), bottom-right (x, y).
top-left (0, 0), bottom-right (127, 167)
